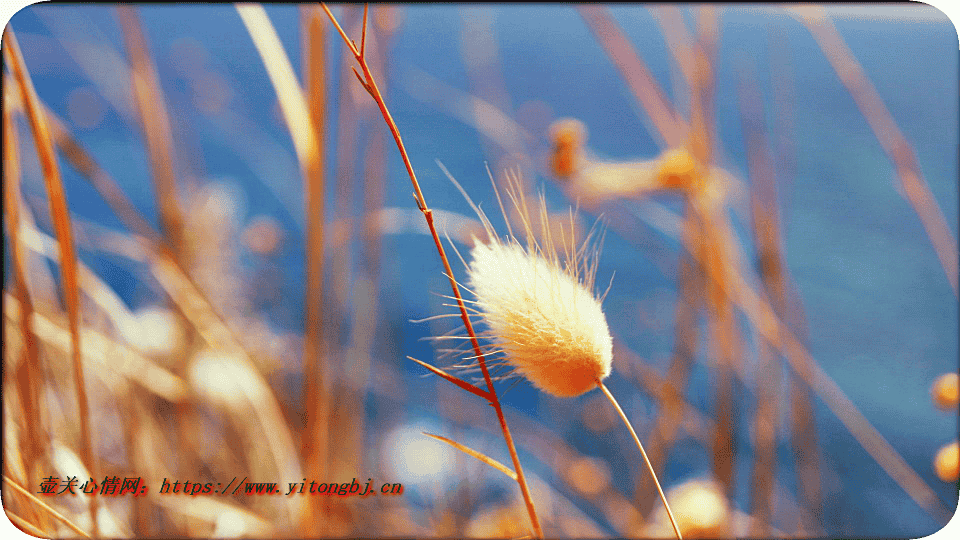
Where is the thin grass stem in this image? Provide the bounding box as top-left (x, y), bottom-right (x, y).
top-left (3, 29), bottom-right (98, 537)
top-left (320, 4), bottom-right (543, 536)
top-left (596, 379), bottom-right (682, 540)
top-left (3, 82), bottom-right (45, 500)
top-left (5, 510), bottom-right (47, 538)
top-left (576, 6), bottom-right (684, 149)
top-left (3, 475), bottom-right (92, 539)
top-left (116, 6), bottom-right (186, 256)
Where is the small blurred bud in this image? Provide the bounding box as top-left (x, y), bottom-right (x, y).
top-left (466, 505), bottom-right (526, 539)
top-left (243, 215), bottom-right (284, 255)
top-left (647, 478), bottom-right (729, 538)
top-left (566, 456), bottom-right (611, 496)
top-left (934, 441), bottom-right (958, 482)
top-left (654, 147), bottom-right (698, 191)
top-left (120, 306), bottom-right (184, 360)
top-left (931, 373), bottom-right (959, 411)
top-left (549, 118), bottom-right (586, 179)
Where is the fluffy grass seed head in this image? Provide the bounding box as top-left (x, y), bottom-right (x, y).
top-left (455, 169), bottom-right (613, 398)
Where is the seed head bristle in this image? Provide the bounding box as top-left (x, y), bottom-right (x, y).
top-left (461, 170), bottom-right (613, 398)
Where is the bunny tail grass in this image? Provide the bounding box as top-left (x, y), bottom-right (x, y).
top-left (597, 379), bottom-right (683, 540)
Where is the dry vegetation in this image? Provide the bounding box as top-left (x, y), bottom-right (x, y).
top-left (2, 4), bottom-right (957, 539)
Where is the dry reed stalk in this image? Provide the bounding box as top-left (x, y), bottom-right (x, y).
top-left (4, 295), bottom-right (188, 403)
top-left (703, 214), bottom-right (952, 523)
top-left (649, 6), bottom-right (695, 100)
top-left (323, 11), bottom-right (361, 509)
top-left (40, 99), bottom-right (162, 246)
top-left (301, 5), bottom-right (332, 534)
top-left (403, 66), bottom-right (532, 184)
top-left (3, 29), bottom-right (99, 537)
top-left (320, 4), bottom-right (543, 537)
top-left (792, 6), bottom-right (959, 296)
top-left (576, 5), bottom-right (684, 149)
top-left (738, 58), bottom-right (783, 535)
top-left (572, 8), bottom-right (740, 508)
top-left (329, 5), bottom-right (360, 332)
top-left (671, 181), bottom-right (949, 522)
top-left (114, 8), bottom-right (207, 494)
top-left (238, 1), bottom-right (330, 529)
top-left (457, 7), bottom-right (533, 187)
top-left (35, 89), bottom-right (267, 384)
top-left (683, 6), bottom-right (745, 506)
top-left (3, 475), bottom-right (91, 538)
top-left (423, 433), bottom-right (518, 481)
top-left (345, 13), bottom-right (396, 478)
top-left (766, 26), bottom-right (824, 532)
top-left (5, 510), bottom-right (47, 537)
top-left (2, 86), bottom-right (45, 506)
top-left (115, 6), bottom-right (186, 257)
top-left (584, 7), bottom-right (938, 527)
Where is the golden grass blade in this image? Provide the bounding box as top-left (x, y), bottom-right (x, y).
top-left (403, 66), bottom-right (529, 163)
top-left (792, 6), bottom-right (959, 296)
top-left (3, 475), bottom-right (92, 539)
top-left (328, 7), bottom-right (360, 399)
top-left (3, 29), bottom-right (98, 535)
top-left (596, 380), bottom-right (682, 540)
top-left (237, 6), bottom-right (328, 531)
top-left (5, 510), bottom-right (47, 538)
top-left (115, 6), bottom-right (186, 255)
top-left (346, 12), bottom-right (396, 473)
top-left (40, 98), bottom-right (162, 245)
top-left (423, 432), bottom-right (518, 481)
top-left (321, 5), bottom-right (543, 536)
top-left (688, 6), bottom-right (718, 165)
top-left (303, 4), bottom-right (330, 533)
top-left (236, 4), bottom-right (322, 172)
top-left (766, 68), bottom-right (820, 522)
top-left (576, 6), bottom-right (684, 149)
top-left (738, 59), bottom-right (786, 534)
top-left (649, 6), bottom-right (695, 93)
top-left (4, 295), bottom-right (189, 403)
top-left (408, 357), bottom-right (491, 400)
top-left (693, 7), bottom-right (734, 503)
top-left (3, 81), bottom-right (45, 496)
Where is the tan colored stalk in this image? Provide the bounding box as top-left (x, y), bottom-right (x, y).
top-left (301, 5), bottom-right (331, 535)
top-left (348, 11), bottom-right (396, 473)
top-left (3, 84), bottom-right (45, 502)
top-left (116, 6), bottom-right (186, 256)
top-left (5, 510), bottom-right (47, 537)
top-left (3, 29), bottom-right (98, 537)
top-left (236, 6), bottom-right (329, 529)
top-left (634, 247), bottom-right (701, 513)
top-left (320, 4), bottom-right (543, 537)
top-left (3, 475), bottom-right (91, 538)
top-left (738, 58), bottom-right (785, 534)
top-left (766, 28), bottom-right (823, 532)
top-left (596, 380), bottom-right (683, 539)
top-left (576, 5), bottom-right (684, 149)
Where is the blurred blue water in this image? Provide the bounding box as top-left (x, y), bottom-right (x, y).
top-left (6, 4), bottom-right (958, 536)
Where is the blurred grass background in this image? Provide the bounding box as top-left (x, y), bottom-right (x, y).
top-left (2, 4), bottom-right (958, 538)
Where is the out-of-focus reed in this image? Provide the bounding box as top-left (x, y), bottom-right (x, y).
top-left (2, 4), bottom-right (955, 539)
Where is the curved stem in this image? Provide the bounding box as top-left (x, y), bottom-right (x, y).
top-left (597, 379), bottom-right (683, 540)
top-left (320, 4), bottom-right (542, 537)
